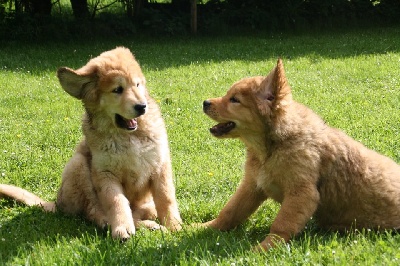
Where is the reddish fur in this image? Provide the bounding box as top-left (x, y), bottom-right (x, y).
top-left (202, 59), bottom-right (400, 251)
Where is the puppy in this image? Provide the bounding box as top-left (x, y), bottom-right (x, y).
top-left (0, 47), bottom-right (182, 239)
top-left (202, 59), bottom-right (400, 251)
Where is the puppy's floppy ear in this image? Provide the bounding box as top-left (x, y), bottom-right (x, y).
top-left (256, 58), bottom-right (292, 115)
top-left (57, 67), bottom-right (95, 99)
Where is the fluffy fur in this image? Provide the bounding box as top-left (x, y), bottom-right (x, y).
top-left (202, 59), bottom-right (400, 251)
top-left (0, 47), bottom-right (182, 239)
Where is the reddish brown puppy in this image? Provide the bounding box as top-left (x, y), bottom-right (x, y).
top-left (202, 59), bottom-right (400, 251)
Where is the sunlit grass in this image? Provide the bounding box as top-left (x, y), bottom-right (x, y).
top-left (1, 26), bottom-right (400, 265)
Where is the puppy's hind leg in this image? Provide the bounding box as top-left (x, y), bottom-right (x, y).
top-left (56, 152), bottom-right (107, 228)
top-left (132, 200), bottom-right (166, 231)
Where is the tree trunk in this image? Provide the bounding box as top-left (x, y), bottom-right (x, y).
top-left (30, 0), bottom-right (52, 15)
top-left (70, 0), bottom-right (89, 19)
top-left (171, 0), bottom-right (189, 9)
top-left (133, 0), bottom-right (143, 18)
top-left (191, 0), bottom-right (197, 34)
top-left (15, 0), bottom-right (52, 15)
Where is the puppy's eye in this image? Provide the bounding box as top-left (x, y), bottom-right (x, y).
top-left (112, 86), bottom-right (124, 94)
top-left (136, 83), bottom-right (140, 87)
top-left (229, 97), bottom-right (240, 103)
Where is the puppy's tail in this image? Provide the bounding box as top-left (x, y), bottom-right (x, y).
top-left (0, 184), bottom-right (56, 212)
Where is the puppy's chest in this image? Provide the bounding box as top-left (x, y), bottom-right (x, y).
top-left (256, 171), bottom-right (284, 203)
top-left (94, 135), bottom-right (164, 179)
top-left (252, 157), bottom-right (285, 203)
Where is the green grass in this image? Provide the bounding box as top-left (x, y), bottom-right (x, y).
top-left (1, 27), bottom-right (400, 265)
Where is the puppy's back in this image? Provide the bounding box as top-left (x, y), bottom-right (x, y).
top-left (314, 126), bottom-right (400, 229)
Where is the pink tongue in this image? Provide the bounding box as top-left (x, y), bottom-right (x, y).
top-left (126, 119), bottom-right (137, 129)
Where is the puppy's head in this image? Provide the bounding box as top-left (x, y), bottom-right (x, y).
top-left (57, 47), bottom-right (147, 131)
top-left (203, 59), bottom-right (292, 139)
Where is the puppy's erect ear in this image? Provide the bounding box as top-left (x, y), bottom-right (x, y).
top-left (57, 67), bottom-right (95, 99)
top-left (256, 59), bottom-right (292, 115)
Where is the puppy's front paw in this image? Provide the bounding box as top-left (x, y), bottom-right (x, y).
top-left (253, 234), bottom-right (285, 252)
top-left (112, 223), bottom-right (136, 241)
top-left (190, 220), bottom-right (214, 229)
top-left (135, 220), bottom-right (167, 232)
top-left (252, 242), bottom-right (270, 252)
top-left (165, 219), bottom-right (182, 231)
top-left (201, 220), bottom-right (215, 227)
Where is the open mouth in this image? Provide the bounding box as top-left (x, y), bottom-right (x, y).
top-left (210, 122), bottom-right (236, 136)
top-left (115, 114), bottom-right (138, 131)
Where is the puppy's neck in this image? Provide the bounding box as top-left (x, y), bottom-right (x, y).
top-left (241, 131), bottom-right (276, 159)
top-left (240, 108), bottom-right (294, 158)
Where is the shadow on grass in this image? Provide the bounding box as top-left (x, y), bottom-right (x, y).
top-left (2, 199), bottom-right (399, 265)
top-left (0, 202), bottom-right (250, 264)
top-left (0, 198), bottom-right (270, 264)
top-left (0, 199), bottom-right (104, 263)
top-left (0, 26), bottom-right (399, 75)
top-left (0, 204), bottom-right (252, 264)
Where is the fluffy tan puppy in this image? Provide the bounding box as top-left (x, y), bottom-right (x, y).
top-left (202, 59), bottom-right (400, 251)
top-left (0, 47), bottom-right (182, 240)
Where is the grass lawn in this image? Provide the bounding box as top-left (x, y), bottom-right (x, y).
top-left (1, 27), bottom-right (400, 265)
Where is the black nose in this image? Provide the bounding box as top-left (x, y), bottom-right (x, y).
top-left (203, 100), bottom-right (211, 112)
top-left (134, 103), bottom-right (147, 115)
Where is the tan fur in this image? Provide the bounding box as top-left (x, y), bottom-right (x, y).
top-left (202, 59), bottom-right (400, 251)
top-left (0, 47), bottom-right (182, 239)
